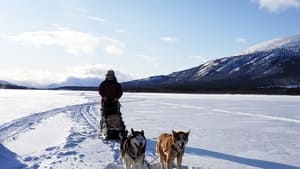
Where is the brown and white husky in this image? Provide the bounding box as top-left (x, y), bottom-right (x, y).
top-left (156, 130), bottom-right (190, 169)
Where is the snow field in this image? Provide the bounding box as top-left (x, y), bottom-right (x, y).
top-left (0, 90), bottom-right (300, 169)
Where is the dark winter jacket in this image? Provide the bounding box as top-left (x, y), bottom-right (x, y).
top-left (98, 79), bottom-right (123, 101)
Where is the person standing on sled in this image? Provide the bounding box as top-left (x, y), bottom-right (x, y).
top-left (98, 70), bottom-right (123, 132)
top-left (98, 70), bottom-right (123, 104)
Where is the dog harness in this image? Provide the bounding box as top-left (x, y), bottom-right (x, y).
top-left (172, 144), bottom-right (183, 155)
top-left (124, 136), bottom-right (145, 161)
top-left (128, 144), bottom-right (139, 160)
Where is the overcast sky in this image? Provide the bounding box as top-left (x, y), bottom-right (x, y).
top-left (1, 0), bottom-right (300, 84)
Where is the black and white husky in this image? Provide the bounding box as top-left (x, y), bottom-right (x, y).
top-left (120, 128), bottom-right (146, 169)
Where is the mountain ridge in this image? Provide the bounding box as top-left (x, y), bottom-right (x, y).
top-left (0, 80), bottom-right (28, 89)
top-left (123, 35), bottom-right (300, 93)
top-left (46, 76), bottom-right (102, 89)
top-left (239, 34), bottom-right (300, 55)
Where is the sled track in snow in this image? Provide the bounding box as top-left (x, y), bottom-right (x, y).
top-left (0, 101), bottom-right (106, 144)
top-left (0, 101), bottom-right (128, 168)
top-left (0, 102), bottom-right (99, 142)
top-left (1, 99), bottom-right (205, 168)
top-left (77, 103), bottom-right (100, 132)
top-left (153, 101), bottom-right (300, 125)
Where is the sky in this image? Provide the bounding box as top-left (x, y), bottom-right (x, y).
top-left (0, 0), bottom-right (300, 85)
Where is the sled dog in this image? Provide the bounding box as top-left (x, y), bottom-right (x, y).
top-left (156, 130), bottom-right (190, 169)
top-left (120, 128), bottom-right (146, 169)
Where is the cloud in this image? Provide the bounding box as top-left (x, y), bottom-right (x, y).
top-left (115, 29), bottom-right (127, 33)
top-left (104, 45), bottom-right (124, 55)
top-left (0, 64), bottom-right (135, 87)
top-left (65, 64), bottom-right (114, 78)
top-left (251, 0), bottom-right (300, 12)
top-left (0, 69), bottom-right (64, 86)
top-left (235, 37), bottom-right (248, 44)
top-left (160, 36), bottom-right (179, 44)
top-left (2, 27), bottom-right (125, 55)
top-left (73, 7), bottom-right (106, 24)
top-left (137, 54), bottom-right (160, 67)
top-left (138, 54), bottom-right (158, 62)
top-left (189, 55), bottom-right (208, 63)
top-left (73, 7), bottom-right (88, 13)
top-left (86, 15), bottom-right (106, 24)
top-left (64, 64), bottom-right (135, 82)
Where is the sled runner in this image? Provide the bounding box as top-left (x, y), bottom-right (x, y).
top-left (100, 100), bottom-right (127, 140)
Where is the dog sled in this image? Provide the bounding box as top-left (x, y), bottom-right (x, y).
top-left (100, 100), bottom-right (127, 140)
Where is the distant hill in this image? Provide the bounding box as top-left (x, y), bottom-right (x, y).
top-left (122, 35), bottom-right (300, 94)
top-left (47, 76), bottom-right (102, 89)
top-left (52, 86), bottom-right (98, 91)
top-left (0, 80), bottom-right (28, 89)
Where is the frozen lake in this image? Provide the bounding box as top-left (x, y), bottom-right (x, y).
top-left (0, 89), bottom-right (300, 168)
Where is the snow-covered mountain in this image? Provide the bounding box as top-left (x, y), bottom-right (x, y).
top-left (0, 68), bottom-right (134, 89)
top-left (0, 80), bottom-right (10, 85)
top-left (47, 76), bottom-right (102, 89)
top-left (0, 77), bottom-right (102, 89)
top-left (0, 80), bottom-right (27, 89)
top-left (123, 35), bottom-right (300, 91)
top-left (239, 34), bottom-right (300, 55)
top-left (47, 71), bottom-right (133, 89)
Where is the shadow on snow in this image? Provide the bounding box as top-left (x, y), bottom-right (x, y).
top-left (0, 144), bottom-right (27, 168)
top-left (186, 146), bottom-right (300, 169)
top-left (147, 139), bottom-right (300, 169)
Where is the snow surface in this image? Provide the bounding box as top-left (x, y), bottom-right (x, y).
top-left (1, 90), bottom-right (300, 169)
top-left (0, 89), bottom-right (88, 125)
